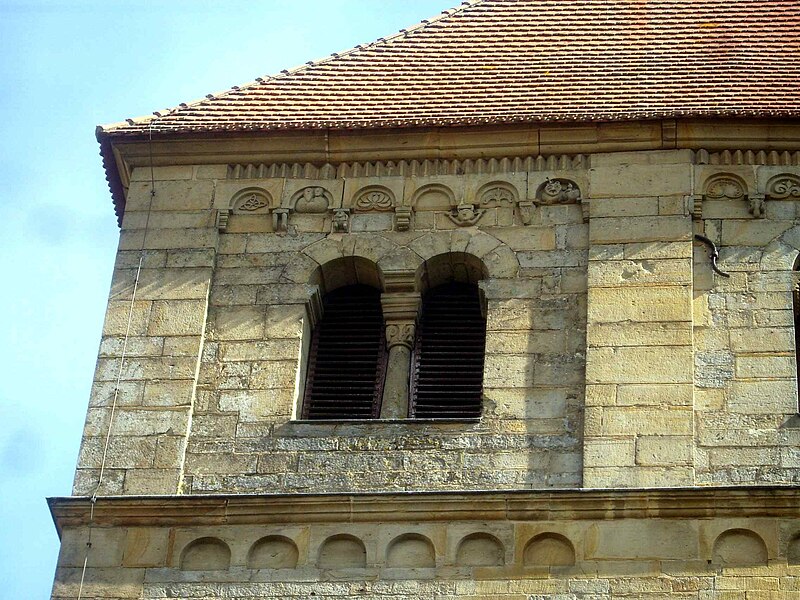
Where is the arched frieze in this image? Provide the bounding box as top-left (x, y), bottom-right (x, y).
top-left (230, 187), bottom-right (272, 214)
top-left (711, 528), bottom-right (768, 567)
top-left (247, 535), bottom-right (299, 569)
top-left (292, 186), bottom-right (333, 214)
top-left (386, 533), bottom-right (436, 568)
top-left (455, 532), bottom-right (505, 567)
top-left (765, 173), bottom-right (800, 201)
top-left (411, 183), bottom-right (456, 211)
top-left (523, 532), bottom-right (576, 567)
top-left (352, 185), bottom-right (396, 212)
top-left (477, 181), bottom-right (519, 207)
top-left (318, 534), bottom-right (367, 569)
top-left (179, 537), bottom-right (231, 571)
top-left (703, 172), bottom-right (748, 201)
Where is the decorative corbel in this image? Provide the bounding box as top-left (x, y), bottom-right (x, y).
top-left (216, 209), bottom-right (231, 232)
top-left (447, 201), bottom-right (485, 227)
top-left (581, 199), bottom-right (590, 224)
top-left (331, 208), bottom-right (350, 233)
top-left (272, 208), bottom-right (289, 233)
top-left (394, 206), bottom-right (412, 232)
top-left (518, 200), bottom-right (534, 226)
top-left (748, 195), bottom-right (766, 219)
top-left (686, 195), bottom-right (703, 220)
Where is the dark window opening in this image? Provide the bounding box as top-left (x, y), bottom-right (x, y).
top-left (794, 274), bottom-right (800, 412)
top-left (410, 282), bottom-right (486, 418)
top-left (302, 285), bottom-right (387, 420)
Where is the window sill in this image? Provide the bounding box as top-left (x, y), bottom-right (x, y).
top-left (289, 418), bottom-right (481, 425)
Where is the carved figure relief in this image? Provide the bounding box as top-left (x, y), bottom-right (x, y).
top-left (766, 174), bottom-right (800, 200)
top-left (704, 175), bottom-right (747, 201)
top-left (448, 201), bottom-right (485, 227)
top-left (355, 187), bottom-right (394, 211)
top-left (749, 196), bottom-right (766, 218)
top-left (331, 208), bottom-right (350, 233)
top-left (293, 186), bottom-right (330, 213)
top-left (535, 178), bottom-right (581, 205)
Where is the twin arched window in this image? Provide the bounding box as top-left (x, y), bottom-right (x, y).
top-left (301, 282), bottom-right (486, 420)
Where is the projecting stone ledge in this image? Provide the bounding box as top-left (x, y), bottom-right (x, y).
top-left (49, 488), bottom-right (800, 600)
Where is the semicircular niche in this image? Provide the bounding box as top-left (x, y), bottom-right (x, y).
top-left (523, 533), bottom-right (576, 567)
top-left (318, 534), bottom-right (367, 569)
top-left (247, 535), bottom-right (299, 569)
top-left (386, 533), bottom-right (436, 568)
top-left (455, 533), bottom-right (505, 567)
top-left (180, 537), bottom-right (231, 571)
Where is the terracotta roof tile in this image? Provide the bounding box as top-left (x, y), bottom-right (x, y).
top-left (100, 0), bottom-right (800, 137)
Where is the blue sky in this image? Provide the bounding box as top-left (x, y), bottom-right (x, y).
top-left (0, 1), bottom-right (455, 595)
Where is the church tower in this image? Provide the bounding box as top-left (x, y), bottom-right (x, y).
top-left (51, 1), bottom-right (800, 598)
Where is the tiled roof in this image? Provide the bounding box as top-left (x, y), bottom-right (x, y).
top-left (100, 0), bottom-right (800, 137)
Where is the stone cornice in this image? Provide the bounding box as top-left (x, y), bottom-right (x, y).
top-left (102, 118), bottom-right (800, 225)
top-left (48, 487), bottom-right (800, 536)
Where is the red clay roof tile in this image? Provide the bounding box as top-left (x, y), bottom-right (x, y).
top-left (100, 0), bottom-right (800, 137)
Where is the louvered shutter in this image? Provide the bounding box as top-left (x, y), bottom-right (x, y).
top-left (410, 283), bottom-right (486, 418)
top-left (302, 285), bottom-right (387, 419)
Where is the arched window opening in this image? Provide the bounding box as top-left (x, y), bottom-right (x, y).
top-left (302, 285), bottom-right (387, 419)
top-left (410, 282), bottom-right (486, 418)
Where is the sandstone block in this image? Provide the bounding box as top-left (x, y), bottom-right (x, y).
top-left (616, 384), bottom-right (693, 407)
top-left (584, 438), bottom-right (635, 467)
top-left (588, 286), bottom-right (692, 323)
top-left (601, 406), bottom-right (693, 436)
top-left (586, 520), bottom-right (698, 559)
top-left (590, 216), bottom-right (691, 244)
top-left (590, 197), bottom-right (659, 218)
top-left (588, 258), bottom-right (691, 286)
top-left (588, 321), bottom-right (693, 347)
top-left (147, 299), bottom-right (209, 336)
top-left (635, 436), bottom-right (693, 466)
top-left (586, 346), bottom-right (693, 384)
top-left (589, 164), bottom-right (691, 197)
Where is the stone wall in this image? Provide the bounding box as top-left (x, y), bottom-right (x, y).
top-left (72, 148), bottom-right (800, 497)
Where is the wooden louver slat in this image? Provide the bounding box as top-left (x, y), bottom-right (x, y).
top-left (410, 283), bottom-right (486, 419)
top-left (302, 285), bottom-right (386, 420)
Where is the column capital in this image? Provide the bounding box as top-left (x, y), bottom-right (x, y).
top-left (385, 322), bottom-right (416, 349)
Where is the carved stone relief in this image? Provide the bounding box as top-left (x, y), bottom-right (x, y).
top-left (479, 184), bottom-right (516, 207)
top-left (293, 186), bottom-right (331, 213)
top-left (447, 201), bottom-right (485, 227)
top-left (331, 208), bottom-right (350, 233)
top-left (354, 187), bottom-right (394, 211)
top-left (535, 178), bottom-right (582, 205)
top-left (385, 323), bottom-right (416, 349)
top-left (704, 174), bottom-right (747, 201)
top-left (233, 191), bottom-right (271, 213)
top-left (765, 174), bottom-right (800, 200)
